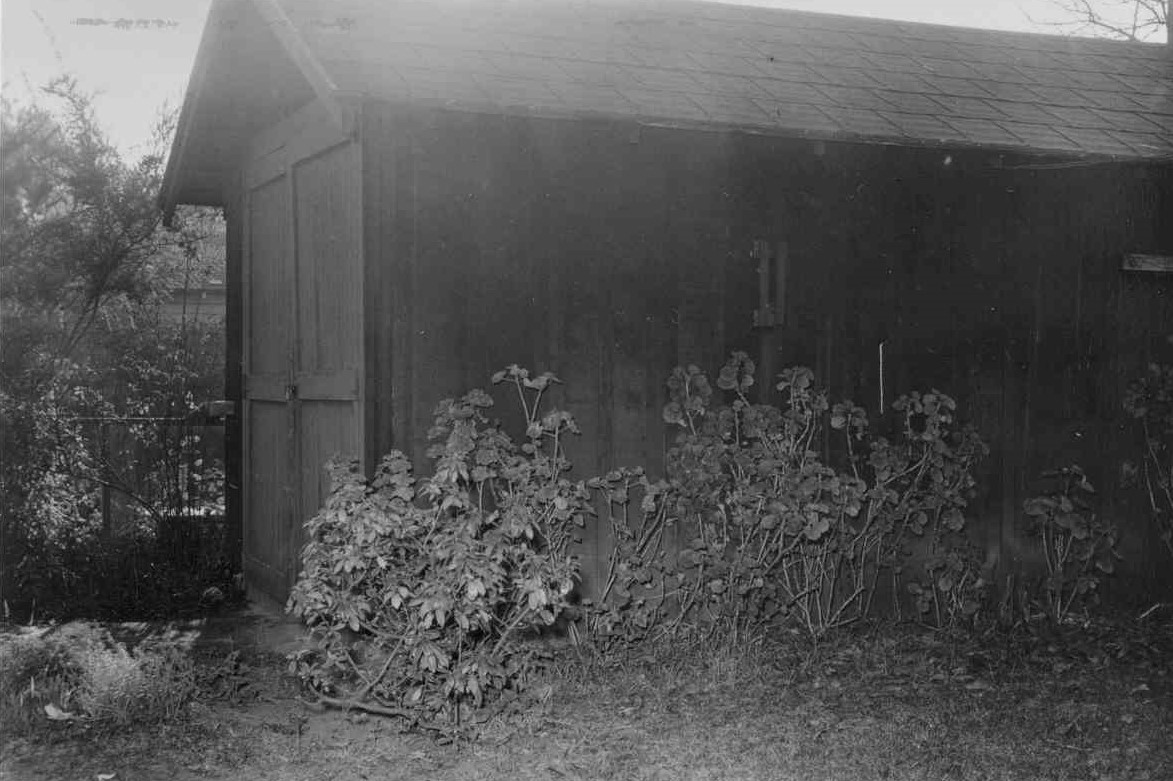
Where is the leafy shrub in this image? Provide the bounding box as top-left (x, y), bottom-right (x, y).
top-left (584, 353), bottom-right (986, 644)
top-left (0, 622), bottom-right (196, 736)
top-left (1123, 363), bottom-right (1173, 560)
top-left (907, 543), bottom-right (988, 629)
top-left (584, 466), bottom-right (674, 655)
top-left (849, 390), bottom-right (989, 627)
top-left (658, 359), bottom-right (871, 639)
top-left (286, 366), bottom-right (590, 732)
top-left (1024, 465), bottom-right (1119, 624)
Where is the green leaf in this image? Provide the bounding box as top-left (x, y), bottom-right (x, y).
top-left (802, 515), bottom-right (830, 541)
top-left (662, 402), bottom-right (684, 426)
top-left (1023, 498), bottom-right (1053, 516)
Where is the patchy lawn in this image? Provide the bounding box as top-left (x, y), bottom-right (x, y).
top-left (2, 613), bottom-right (1170, 781)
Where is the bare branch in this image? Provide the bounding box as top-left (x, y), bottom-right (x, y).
top-left (1048, 0), bottom-right (1167, 41)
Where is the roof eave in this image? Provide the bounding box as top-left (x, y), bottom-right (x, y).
top-left (160, 0), bottom-right (354, 223)
top-left (160, 0), bottom-right (235, 222)
top-left (355, 93), bottom-right (1170, 165)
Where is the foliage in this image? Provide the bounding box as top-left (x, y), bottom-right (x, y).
top-left (286, 366), bottom-right (589, 734)
top-left (906, 543), bottom-right (989, 629)
top-left (849, 391), bottom-right (989, 628)
top-left (194, 650), bottom-right (256, 704)
top-left (1122, 362), bottom-right (1173, 560)
top-left (584, 353), bottom-right (987, 645)
top-left (1, 275), bottom-right (229, 622)
top-left (0, 622), bottom-right (196, 736)
top-left (0, 78), bottom-right (229, 620)
top-left (1023, 465), bottom-right (1120, 625)
top-left (583, 466), bottom-right (674, 655)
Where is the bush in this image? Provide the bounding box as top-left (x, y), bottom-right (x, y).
top-left (1023, 465), bottom-right (1119, 624)
top-left (1123, 363), bottom-right (1173, 561)
top-left (286, 366), bottom-right (590, 733)
top-left (0, 622), bottom-right (196, 737)
top-left (287, 357), bottom-right (989, 721)
top-left (583, 353), bottom-right (987, 646)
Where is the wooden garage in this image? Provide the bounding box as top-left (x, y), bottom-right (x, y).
top-left (161, 0), bottom-right (1173, 605)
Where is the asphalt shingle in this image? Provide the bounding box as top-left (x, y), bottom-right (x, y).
top-left (878, 111), bottom-right (955, 139)
top-left (288, 0), bottom-right (1173, 160)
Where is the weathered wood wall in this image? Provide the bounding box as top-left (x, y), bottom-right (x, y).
top-left (362, 107), bottom-right (771, 594)
top-left (358, 101), bottom-right (1170, 599)
top-left (764, 145), bottom-right (1173, 591)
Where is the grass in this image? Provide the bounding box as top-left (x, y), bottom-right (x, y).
top-left (0, 621), bottom-right (196, 737)
top-left (2, 610), bottom-right (1170, 780)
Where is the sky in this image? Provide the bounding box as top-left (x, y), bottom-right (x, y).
top-left (0, 0), bottom-right (1160, 158)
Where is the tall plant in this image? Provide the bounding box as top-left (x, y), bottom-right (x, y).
top-left (1023, 465), bottom-right (1119, 624)
top-left (287, 367), bottom-right (590, 733)
top-left (585, 353), bottom-right (986, 644)
top-left (1123, 363), bottom-right (1173, 560)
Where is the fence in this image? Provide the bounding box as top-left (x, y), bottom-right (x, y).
top-left (74, 409), bottom-right (231, 572)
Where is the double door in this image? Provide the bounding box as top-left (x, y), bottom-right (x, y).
top-left (241, 110), bottom-right (363, 600)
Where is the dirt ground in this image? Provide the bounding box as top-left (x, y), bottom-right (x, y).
top-left (2, 605), bottom-right (1171, 781)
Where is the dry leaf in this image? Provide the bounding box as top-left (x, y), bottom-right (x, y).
top-left (43, 703), bottom-right (75, 721)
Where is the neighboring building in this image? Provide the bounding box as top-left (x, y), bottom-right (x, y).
top-left (161, 0), bottom-right (1173, 605)
top-left (161, 217), bottom-right (228, 324)
top-left (162, 282), bottom-right (227, 324)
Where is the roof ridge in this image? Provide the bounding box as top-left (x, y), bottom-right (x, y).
top-left (567, 0), bottom-right (1172, 58)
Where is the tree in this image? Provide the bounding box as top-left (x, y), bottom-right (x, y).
top-left (0, 77), bottom-right (227, 620)
top-left (1051, 0), bottom-right (1168, 41)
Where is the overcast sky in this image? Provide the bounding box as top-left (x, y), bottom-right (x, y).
top-left (0, 0), bottom-right (1153, 157)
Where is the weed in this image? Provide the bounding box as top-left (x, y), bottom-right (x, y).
top-left (0, 621), bottom-right (195, 737)
top-left (1024, 465), bottom-right (1119, 625)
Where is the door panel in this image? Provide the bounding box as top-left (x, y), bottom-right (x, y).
top-left (243, 173), bottom-right (294, 595)
top-left (244, 401), bottom-right (293, 599)
top-left (295, 146), bottom-right (362, 379)
top-left (291, 144), bottom-right (362, 568)
top-left (247, 178), bottom-right (292, 387)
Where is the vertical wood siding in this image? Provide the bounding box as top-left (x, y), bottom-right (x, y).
top-left (361, 107), bottom-right (799, 595)
top-left (357, 102), bottom-right (1169, 599)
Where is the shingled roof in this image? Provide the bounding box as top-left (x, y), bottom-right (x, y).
top-left (164, 0), bottom-right (1173, 206)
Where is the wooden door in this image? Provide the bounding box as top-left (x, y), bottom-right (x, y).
top-left (290, 144), bottom-right (362, 555)
top-left (243, 172), bottom-right (296, 601)
top-left (241, 103), bottom-right (362, 602)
